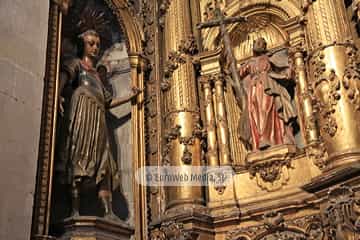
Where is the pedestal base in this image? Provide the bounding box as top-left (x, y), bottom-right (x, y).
top-left (32, 235), bottom-right (56, 240)
top-left (57, 216), bottom-right (134, 240)
top-left (150, 205), bottom-right (214, 240)
top-left (246, 144), bottom-right (297, 191)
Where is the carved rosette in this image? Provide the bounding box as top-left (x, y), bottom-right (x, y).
top-left (246, 145), bottom-right (296, 191)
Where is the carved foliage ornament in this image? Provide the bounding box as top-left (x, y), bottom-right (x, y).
top-left (203, 0), bottom-right (226, 21)
top-left (158, 0), bottom-right (171, 28)
top-left (227, 186), bottom-right (360, 240)
top-left (163, 125), bottom-right (182, 165)
top-left (140, 0), bottom-right (164, 224)
top-left (247, 145), bottom-right (296, 191)
top-left (141, 0), bottom-right (158, 165)
top-left (162, 123), bottom-right (205, 165)
top-left (306, 142), bottom-right (328, 170)
top-left (305, 218), bottom-right (325, 240)
top-left (150, 229), bottom-right (166, 240)
top-left (141, 0), bottom-right (155, 61)
top-left (310, 50), bottom-right (340, 138)
top-left (343, 45), bottom-right (360, 111)
top-left (141, 0), bottom-right (157, 155)
top-left (261, 231), bottom-right (306, 240)
top-left (150, 221), bottom-right (198, 240)
top-left (226, 211), bottom-right (319, 240)
top-left (322, 186), bottom-right (360, 240)
top-left (161, 35), bottom-right (198, 91)
top-left (310, 43), bottom-right (360, 142)
top-left (249, 159), bottom-right (291, 184)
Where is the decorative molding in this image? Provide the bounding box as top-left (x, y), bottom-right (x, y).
top-left (164, 109), bottom-right (201, 121)
top-left (305, 0), bottom-right (351, 50)
top-left (263, 211), bottom-right (285, 229)
top-left (31, 3), bottom-right (61, 238)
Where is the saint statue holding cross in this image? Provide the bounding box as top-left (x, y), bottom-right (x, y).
top-left (198, 6), bottom-right (297, 151)
top-left (235, 38), bottom-right (297, 151)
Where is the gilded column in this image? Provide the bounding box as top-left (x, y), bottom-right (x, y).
top-left (163, 0), bottom-right (204, 209)
top-left (214, 74), bottom-right (231, 166)
top-left (306, 0), bottom-right (360, 169)
top-left (294, 50), bottom-right (319, 145)
top-left (200, 75), bottom-right (219, 167)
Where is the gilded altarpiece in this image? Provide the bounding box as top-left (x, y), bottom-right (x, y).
top-left (149, 0), bottom-right (360, 239)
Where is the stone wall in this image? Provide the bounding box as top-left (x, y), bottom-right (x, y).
top-left (0, 1), bottom-right (49, 239)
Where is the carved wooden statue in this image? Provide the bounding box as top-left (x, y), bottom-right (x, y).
top-left (56, 30), bottom-right (140, 220)
top-left (232, 38), bottom-right (297, 151)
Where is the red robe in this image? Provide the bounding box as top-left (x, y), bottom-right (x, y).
top-left (238, 54), bottom-right (296, 151)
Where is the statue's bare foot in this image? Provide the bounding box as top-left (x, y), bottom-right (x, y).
top-left (104, 212), bottom-right (121, 222)
top-left (70, 210), bottom-right (80, 218)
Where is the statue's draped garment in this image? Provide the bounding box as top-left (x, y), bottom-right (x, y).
top-left (238, 53), bottom-right (296, 150)
top-left (56, 59), bottom-right (120, 190)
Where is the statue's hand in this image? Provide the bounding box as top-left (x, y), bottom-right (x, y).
top-left (59, 96), bottom-right (65, 117)
top-left (131, 86), bottom-right (143, 96)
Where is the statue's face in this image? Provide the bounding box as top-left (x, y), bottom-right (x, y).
top-left (253, 38), bottom-right (267, 54)
top-left (83, 34), bottom-right (100, 59)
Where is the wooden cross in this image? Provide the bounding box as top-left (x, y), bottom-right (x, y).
top-left (197, 6), bottom-right (247, 110)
